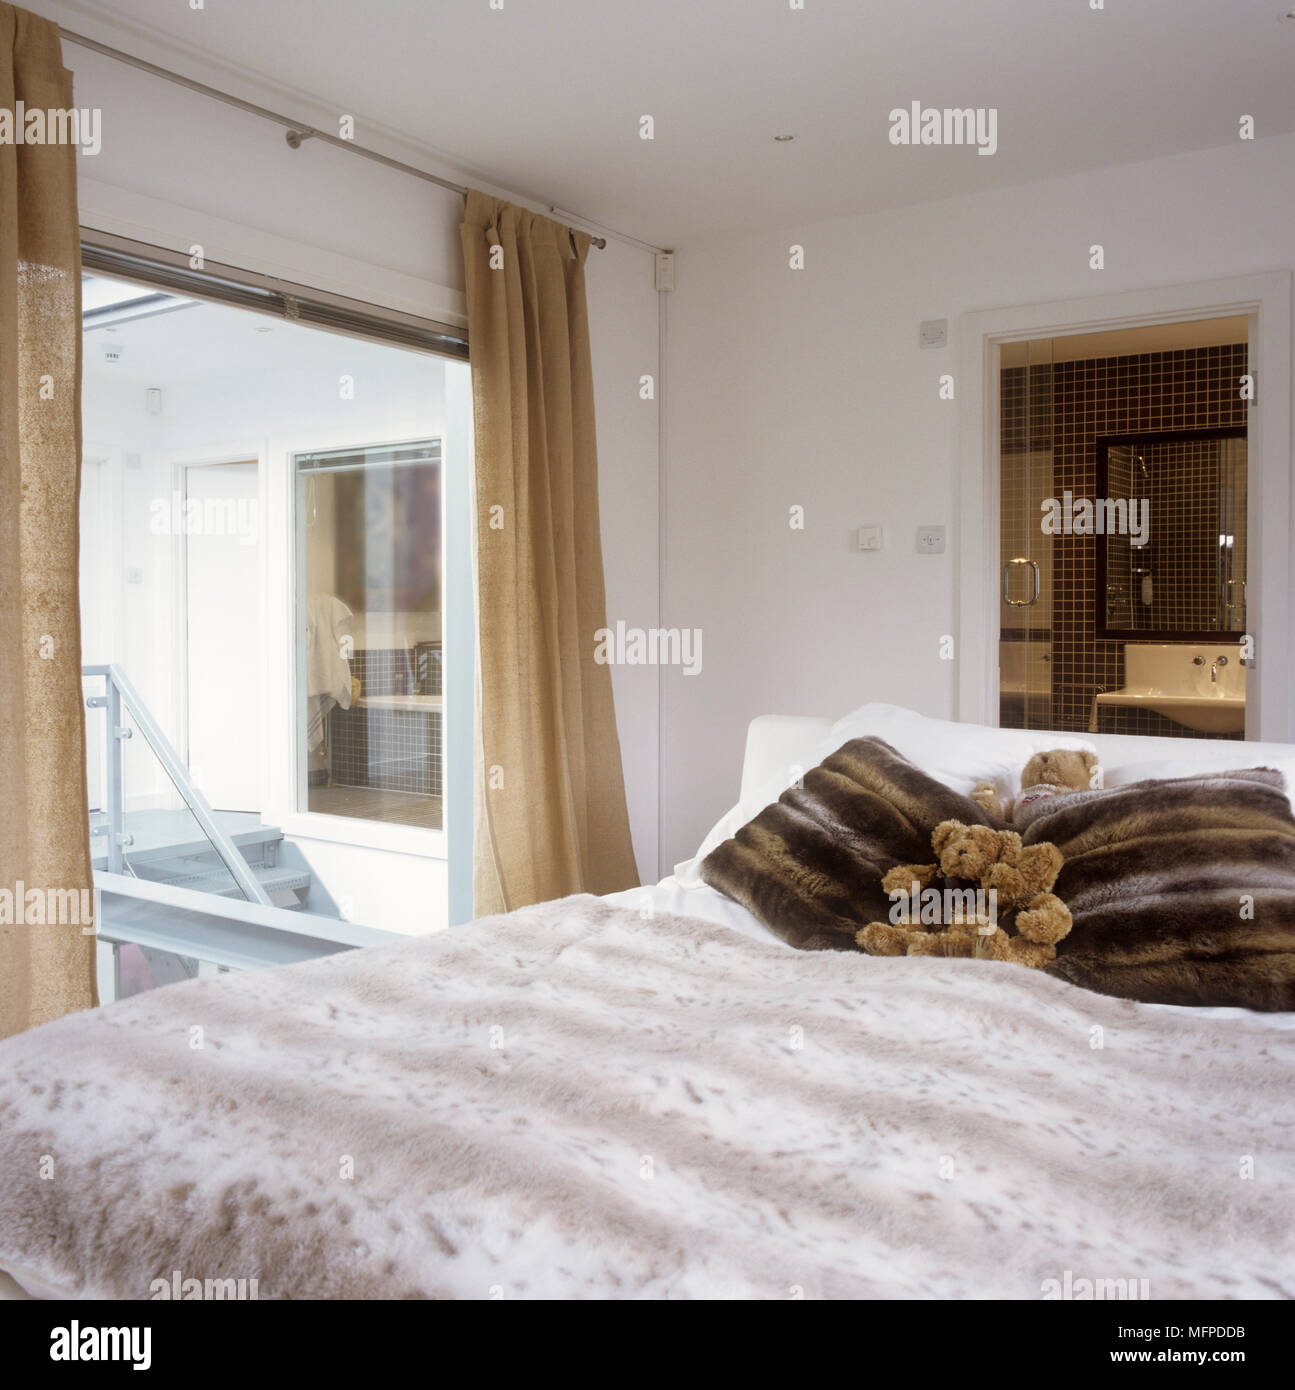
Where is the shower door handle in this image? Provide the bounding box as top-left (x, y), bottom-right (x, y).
top-left (1002, 558), bottom-right (1040, 607)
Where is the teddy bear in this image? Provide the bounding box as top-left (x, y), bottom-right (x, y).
top-left (857, 818), bottom-right (1073, 969)
top-left (970, 748), bottom-right (1099, 823)
top-left (932, 818), bottom-right (1065, 911)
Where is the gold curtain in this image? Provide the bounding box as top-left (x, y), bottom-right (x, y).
top-left (460, 191), bottom-right (639, 914)
top-left (0, 3), bottom-right (96, 1037)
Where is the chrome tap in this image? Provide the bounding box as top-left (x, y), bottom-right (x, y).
top-left (1212, 655), bottom-right (1228, 684)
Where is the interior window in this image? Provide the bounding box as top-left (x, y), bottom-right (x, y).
top-left (296, 441), bottom-right (444, 829)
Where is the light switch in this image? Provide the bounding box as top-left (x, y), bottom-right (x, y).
top-left (855, 525), bottom-right (883, 552)
top-left (916, 526), bottom-right (946, 554)
top-left (919, 318), bottom-right (948, 349)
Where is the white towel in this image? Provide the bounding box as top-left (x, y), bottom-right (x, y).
top-left (306, 594), bottom-right (353, 752)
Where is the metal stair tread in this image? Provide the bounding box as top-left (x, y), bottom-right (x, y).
top-left (155, 864), bottom-right (312, 898)
top-left (104, 824), bottom-right (286, 867)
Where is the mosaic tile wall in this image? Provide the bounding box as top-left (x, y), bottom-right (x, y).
top-left (1104, 436), bottom-right (1247, 634)
top-left (1001, 344), bottom-right (1248, 739)
top-left (329, 645), bottom-right (444, 796)
top-left (330, 705), bottom-right (443, 796)
top-left (346, 647), bottom-right (425, 697)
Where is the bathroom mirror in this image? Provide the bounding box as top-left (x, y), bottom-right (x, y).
top-left (1095, 427), bottom-right (1247, 641)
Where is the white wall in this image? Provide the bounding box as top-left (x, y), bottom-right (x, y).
top-left (46, 10), bottom-right (662, 899)
top-left (662, 132), bottom-right (1295, 868)
top-left (585, 242), bottom-right (662, 882)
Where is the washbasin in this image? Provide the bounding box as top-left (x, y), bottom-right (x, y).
top-left (1092, 643), bottom-right (1246, 734)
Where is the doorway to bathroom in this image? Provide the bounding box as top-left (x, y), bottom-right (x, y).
top-left (997, 319), bottom-right (1250, 741)
top-left (959, 273), bottom-right (1291, 745)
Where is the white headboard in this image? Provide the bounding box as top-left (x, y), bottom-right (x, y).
top-left (739, 716), bottom-right (833, 802)
top-left (740, 713), bottom-right (1295, 804)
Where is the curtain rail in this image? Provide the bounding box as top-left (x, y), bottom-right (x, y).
top-left (60, 28), bottom-right (622, 251)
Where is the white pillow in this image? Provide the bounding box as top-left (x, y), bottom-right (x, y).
top-left (674, 753), bottom-right (835, 885)
top-left (827, 704), bottom-right (1097, 802)
top-left (674, 703), bottom-right (1097, 884)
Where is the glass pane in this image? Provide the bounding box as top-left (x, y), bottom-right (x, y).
top-left (297, 441), bottom-right (444, 829)
top-left (1099, 432), bottom-right (1247, 638)
top-left (80, 263), bottom-right (469, 935)
top-left (96, 890), bottom-right (229, 1000)
top-left (84, 673), bottom-right (255, 901)
top-left (115, 943), bottom-right (204, 1000)
top-left (1103, 443), bottom-right (1141, 631)
top-left (1221, 437), bottom-right (1247, 634)
top-left (999, 337), bottom-right (1053, 729)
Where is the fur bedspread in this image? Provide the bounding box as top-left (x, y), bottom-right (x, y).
top-left (701, 739), bottom-right (1295, 1010)
top-left (0, 896), bottom-right (1292, 1300)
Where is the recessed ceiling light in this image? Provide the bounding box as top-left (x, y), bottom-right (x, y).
top-left (253, 324), bottom-right (274, 333)
top-left (773, 133), bottom-right (797, 142)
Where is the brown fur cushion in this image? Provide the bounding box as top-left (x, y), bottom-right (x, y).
top-left (1023, 768), bottom-right (1295, 1010)
top-left (698, 737), bottom-right (1000, 951)
top-left (700, 739), bottom-right (1295, 1010)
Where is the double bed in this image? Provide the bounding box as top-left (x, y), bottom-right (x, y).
top-left (2, 704), bottom-right (1293, 1299)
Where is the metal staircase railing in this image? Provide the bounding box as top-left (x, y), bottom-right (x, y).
top-left (83, 663), bottom-right (273, 905)
top-left (81, 663), bottom-right (396, 999)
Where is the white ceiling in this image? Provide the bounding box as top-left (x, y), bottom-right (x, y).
top-left (50, 0), bottom-right (1295, 248)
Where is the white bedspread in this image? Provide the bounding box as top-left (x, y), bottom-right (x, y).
top-left (0, 896), bottom-right (1291, 1299)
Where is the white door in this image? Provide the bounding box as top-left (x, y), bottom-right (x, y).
top-left (184, 461), bottom-right (261, 812)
